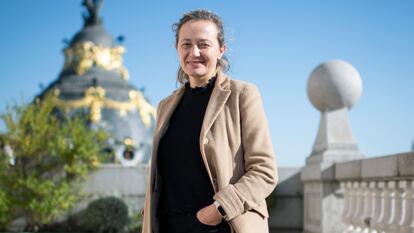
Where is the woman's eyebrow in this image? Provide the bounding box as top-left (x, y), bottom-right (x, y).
top-left (179, 38), bottom-right (213, 43)
top-left (198, 39), bottom-right (212, 43)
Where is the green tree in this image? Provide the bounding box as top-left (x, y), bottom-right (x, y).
top-left (0, 93), bottom-right (108, 231)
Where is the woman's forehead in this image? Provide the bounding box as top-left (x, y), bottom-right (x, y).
top-left (178, 21), bottom-right (218, 41)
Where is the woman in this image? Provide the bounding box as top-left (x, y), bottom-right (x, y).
top-left (142, 9), bottom-right (278, 233)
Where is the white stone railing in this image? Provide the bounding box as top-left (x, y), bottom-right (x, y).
top-left (336, 152), bottom-right (414, 233)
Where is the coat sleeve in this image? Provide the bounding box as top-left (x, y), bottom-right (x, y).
top-left (213, 83), bottom-right (278, 220)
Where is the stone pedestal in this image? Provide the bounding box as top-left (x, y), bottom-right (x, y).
top-left (302, 60), bottom-right (364, 233)
top-left (306, 107), bottom-right (363, 165)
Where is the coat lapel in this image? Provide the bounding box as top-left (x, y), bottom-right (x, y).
top-left (200, 71), bottom-right (232, 139)
top-left (154, 87), bottom-right (186, 143)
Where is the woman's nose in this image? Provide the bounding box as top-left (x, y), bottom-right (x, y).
top-left (191, 45), bottom-right (201, 57)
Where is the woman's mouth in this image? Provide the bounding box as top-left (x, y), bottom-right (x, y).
top-left (187, 60), bottom-right (205, 65)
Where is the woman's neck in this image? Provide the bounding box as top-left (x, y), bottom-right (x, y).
top-left (189, 73), bottom-right (216, 88)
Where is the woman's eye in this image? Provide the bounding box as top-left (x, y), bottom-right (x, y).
top-left (182, 43), bottom-right (192, 48)
top-left (199, 43), bottom-right (210, 49)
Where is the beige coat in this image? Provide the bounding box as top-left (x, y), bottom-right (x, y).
top-left (142, 71), bottom-right (278, 233)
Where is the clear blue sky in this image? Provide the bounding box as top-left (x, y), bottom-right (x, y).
top-left (0, 1), bottom-right (413, 167)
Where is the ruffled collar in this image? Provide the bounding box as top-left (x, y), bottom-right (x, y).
top-left (185, 76), bottom-right (217, 93)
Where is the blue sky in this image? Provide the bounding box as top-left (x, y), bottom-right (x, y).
top-left (0, 1), bottom-right (413, 167)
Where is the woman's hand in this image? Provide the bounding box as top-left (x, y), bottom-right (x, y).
top-left (196, 203), bottom-right (223, 226)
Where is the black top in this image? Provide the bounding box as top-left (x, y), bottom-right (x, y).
top-left (157, 77), bottom-right (216, 214)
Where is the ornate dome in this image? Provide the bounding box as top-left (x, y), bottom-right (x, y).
top-left (42, 0), bottom-right (155, 165)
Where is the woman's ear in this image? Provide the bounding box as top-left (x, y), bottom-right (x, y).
top-left (218, 44), bottom-right (226, 59)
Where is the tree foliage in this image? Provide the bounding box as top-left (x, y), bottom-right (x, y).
top-left (0, 93), bottom-right (108, 231)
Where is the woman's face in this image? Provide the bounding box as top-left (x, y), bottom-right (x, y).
top-left (177, 20), bottom-right (225, 85)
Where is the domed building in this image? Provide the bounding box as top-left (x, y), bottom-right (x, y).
top-left (42, 0), bottom-right (155, 166)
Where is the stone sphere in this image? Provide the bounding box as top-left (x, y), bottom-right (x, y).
top-left (307, 60), bottom-right (363, 112)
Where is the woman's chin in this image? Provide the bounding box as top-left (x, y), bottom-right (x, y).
top-left (186, 70), bottom-right (209, 79)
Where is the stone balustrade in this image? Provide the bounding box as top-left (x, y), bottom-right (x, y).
top-left (336, 152), bottom-right (414, 233)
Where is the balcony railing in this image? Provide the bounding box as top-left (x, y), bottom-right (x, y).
top-left (336, 152), bottom-right (414, 233)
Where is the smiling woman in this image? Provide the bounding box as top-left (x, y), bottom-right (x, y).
top-left (141, 9), bottom-right (278, 233)
top-left (173, 10), bottom-right (229, 88)
top-left (176, 20), bottom-right (225, 88)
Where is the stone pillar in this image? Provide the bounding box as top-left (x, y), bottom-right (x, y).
top-left (301, 60), bottom-right (364, 233)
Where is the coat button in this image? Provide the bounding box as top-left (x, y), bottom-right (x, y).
top-left (203, 138), bottom-right (209, 144)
